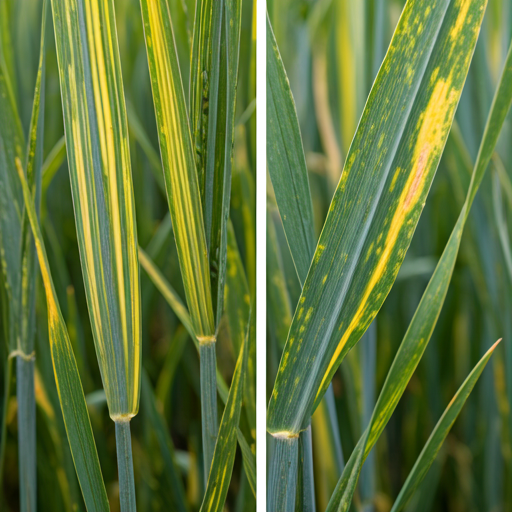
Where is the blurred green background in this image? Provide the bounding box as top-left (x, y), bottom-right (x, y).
top-left (266, 0), bottom-right (512, 511)
top-left (0, 0), bottom-right (256, 510)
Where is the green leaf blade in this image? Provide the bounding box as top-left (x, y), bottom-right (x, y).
top-left (390, 340), bottom-right (500, 512)
top-left (266, 15), bottom-right (316, 285)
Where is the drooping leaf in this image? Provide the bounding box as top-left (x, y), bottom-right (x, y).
top-left (16, 158), bottom-right (109, 512)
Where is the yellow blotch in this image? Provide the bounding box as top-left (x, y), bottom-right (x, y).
top-left (389, 167), bottom-right (401, 192)
top-left (449, 0), bottom-right (471, 41)
top-left (315, 244), bottom-right (326, 263)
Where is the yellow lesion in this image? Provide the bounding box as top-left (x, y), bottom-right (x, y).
top-left (85, 0), bottom-right (132, 382)
top-left (449, 0), bottom-right (471, 41)
top-left (316, 78), bottom-right (459, 400)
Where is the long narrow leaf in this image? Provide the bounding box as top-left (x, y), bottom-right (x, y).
top-left (50, 0), bottom-right (141, 420)
top-left (17, 1), bottom-right (47, 509)
top-left (16, 158), bottom-right (109, 512)
top-left (390, 340), bottom-right (500, 512)
top-left (139, 0), bottom-right (215, 342)
top-left (267, 15), bottom-right (316, 285)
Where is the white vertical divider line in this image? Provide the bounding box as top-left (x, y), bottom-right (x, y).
top-left (255, 0), bottom-right (266, 510)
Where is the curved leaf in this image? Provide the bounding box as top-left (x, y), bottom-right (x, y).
top-left (16, 158), bottom-right (109, 512)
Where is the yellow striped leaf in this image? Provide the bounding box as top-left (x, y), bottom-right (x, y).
top-left (139, 0), bottom-right (215, 343)
top-left (267, 0), bottom-right (487, 436)
top-left (50, 0), bottom-right (141, 419)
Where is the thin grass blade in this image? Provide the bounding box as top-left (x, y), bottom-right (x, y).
top-left (390, 340), bottom-right (501, 512)
top-left (41, 135), bottom-right (66, 194)
top-left (237, 427), bottom-right (256, 497)
top-left (17, 2), bottom-right (48, 509)
top-left (139, 247), bottom-right (229, 403)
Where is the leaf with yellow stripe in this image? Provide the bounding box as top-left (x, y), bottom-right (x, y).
top-left (16, 158), bottom-right (110, 512)
top-left (138, 0), bottom-right (219, 480)
top-left (50, 0), bottom-right (141, 421)
top-left (267, 0), bottom-right (488, 436)
top-left (139, 0), bottom-right (214, 342)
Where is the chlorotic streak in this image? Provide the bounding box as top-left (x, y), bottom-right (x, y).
top-left (316, 78), bottom-right (459, 399)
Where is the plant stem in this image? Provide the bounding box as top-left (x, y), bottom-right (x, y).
top-left (268, 435), bottom-right (299, 512)
top-left (298, 423), bottom-right (316, 512)
top-left (0, 356), bottom-right (13, 503)
top-left (115, 420), bottom-right (136, 512)
top-left (200, 341), bottom-right (218, 482)
top-left (17, 356), bottom-right (36, 512)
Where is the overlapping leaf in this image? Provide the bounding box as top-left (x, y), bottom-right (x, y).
top-left (50, 0), bottom-right (141, 419)
top-left (267, 0), bottom-right (488, 435)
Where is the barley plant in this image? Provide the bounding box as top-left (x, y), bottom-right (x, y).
top-left (267, 0), bottom-right (512, 511)
top-left (0, 0), bottom-right (255, 510)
